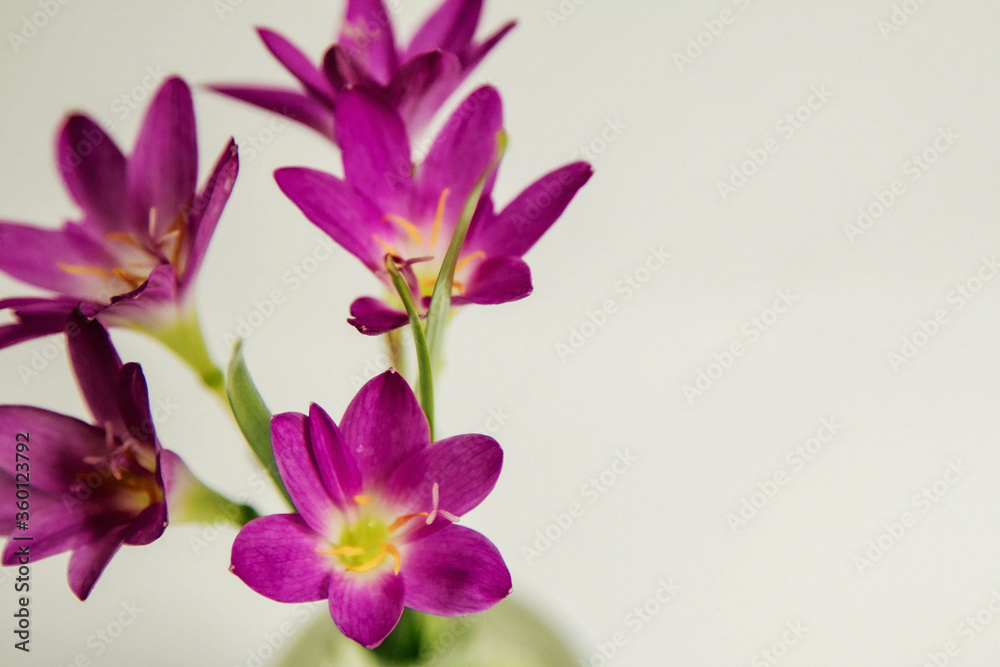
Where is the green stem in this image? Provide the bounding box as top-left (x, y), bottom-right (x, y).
top-left (168, 468), bottom-right (260, 527)
top-left (386, 327), bottom-right (407, 380)
top-left (383, 256), bottom-right (435, 440)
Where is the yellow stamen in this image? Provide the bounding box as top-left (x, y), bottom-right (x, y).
top-left (454, 250), bottom-right (486, 275)
top-left (388, 512), bottom-right (429, 533)
top-left (384, 543), bottom-right (402, 575)
top-left (113, 268), bottom-right (148, 289)
top-left (315, 545), bottom-right (365, 556)
top-left (354, 494), bottom-right (371, 506)
top-left (345, 545), bottom-right (388, 574)
top-left (383, 214), bottom-right (425, 246)
top-left (57, 262), bottom-right (112, 278)
top-left (372, 234), bottom-right (398, 256)
top-left (428, 189), bottom-right (450, 248)
top-left (105, 232), bottom-right (146, 250)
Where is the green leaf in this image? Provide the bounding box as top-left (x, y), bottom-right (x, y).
top-left (425, 130), bottom-right (508, 366)
top-left (384, 255), bottom-right (435, 440)
top-left (226, 340), bottom-right (292, 507)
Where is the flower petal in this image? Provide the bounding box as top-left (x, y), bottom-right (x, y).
top-left (57, 115), bottom-right (130, 233)
top-left (340, 370), bottom-right (429, 487)
top-left (335, 88), bottom-right (411, 212)
top-left (274, 167), bottom-right (391, 272)
top-left (183, 139), bottom-right (239, 286)
top-left (0, 297), bottom-right (77, 349)
top-left (405, 0), bottom-right (481, 59)
top-left (209, 85), bottom-right (336, 140)
top-left (0, 406), bottom-right (105, 494)
top-left (67, 524), bottom-right (128, 600)
top-left (0, 220), bottom-right (117, 298)
top-left (328, 568), bottom-right (404, 649)
top-left (347, 297), bottom-right (409, 336)
top-left (271, 412), bottom-right (339, 534)
top-left (307, 403), bottom-right (362, 508)
top-left (469, 162), bottom-right (592, 258)
top-left (340, 0), bottom-right (399, 85)
top-left (230, 514), bottom-right (332, 603)
top-left (402, 524), bottom-right (510, 615)
top-left (257, 27), bottom-right (336, 103)
top-left (2, 502), bottom-right (91, 565)
top-left (127, 77), bottom-right (197, 241)
top-left (66, 310), bottom-right (123, 429)
top-left (456, 255), bottom-right (532, 305)
top-left (388, 50), bottom-right (463, 138)
top-left (465, 20), bottom-right (517, 67)
top-left (416, 86), bottom-right (503, 225)
top-left (90, 263), bottom-right (181, 331)
top-left (385, 433), bottom-right (502, 518)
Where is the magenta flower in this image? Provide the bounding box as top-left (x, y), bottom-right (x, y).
top-left (275, 85), bottom-right (592, 334)
top-left (211, 0), bottom-right (515, 142)
top-left (230, 370), bottom-right (511, 648)
top-left (0, 77), bottom-right (238, 349)
top-left (0, 312), bottom-right (187, 599)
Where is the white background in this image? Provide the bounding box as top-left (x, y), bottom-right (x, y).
top-left (3, 1), bottom-right (1000, 665)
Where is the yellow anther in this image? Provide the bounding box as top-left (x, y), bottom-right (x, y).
top-left (105, 232), bottom-right (145, 250)
top-left (372, 234), bottom-right (398, 256)
top-left (388, 512), bottom-right (429, 533)
top-left (454, 251), bottom-right (486, 275)
top-left (384, 543), bottom-right (402, 575)
top-left (383, 214), bottom-right (425, 246)
top-left (113, 268), bottom-right (148, 289)
top-left (428, 189), bottom-right (450, 248)
top-left (57, 263), bottom-right (112, 278)
top-left (354, 494), bottom-right (372, 506)
top-left (345, 546), bottom-right (388, 574)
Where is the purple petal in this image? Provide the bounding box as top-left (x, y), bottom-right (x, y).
top-left (388, 50), bottom-right (463, 138)
top-left (469, 162), bottom-right (592, 257)
top-left (385, 433), bottom-right (502, 518)
top-left (0, 220), bottom-right (117, 298)
top-left (0, 406), bottom-right (105, 494)
top-left (322, 44), bottom-right (379, 90)
top-left (67, 311), bottom-right (123, 428)
top-left (2, 502), bottom-right (91, 565)
top-left (402, 524), bottom-right (510, 615)
top-left (328, 568), bottom-right (404, 648)
top-left (128, 77), bottom-right (197, 241)
top-left (209, 85), bottom-right (336, 140)
top-left (416, 86), bottom-right (503, 225)
top-left (257, 28), bottom-right (335, 103)
top-left (122, 500), bottom-right (167, 546)
top-left (308, 404), bottom-right (362, 508)
top-left (335, 88), bottom-right (411, 211)
top-left (67, 524), bottom-right (128, 600)
top-left (457, 255), bottom-right (532, 305)
top-left (90, 263), bottom-right (181, 331)
top-left (274, 167), bottom-right (391, 272)
top-left (339, 0), bottom-right (399, 85)
top-left (182, 139), bottom-right (239, 287)
top-left (347, 297), bottom-right (409, 336)
top-left (0, 297), bottom-right (77, 349)
top-left (405, 0), bottom-right (481, 59)
top-left (57, 115), bottom-right (130, 232)
top-left (271, 412), bottom-right (340, 534)
top-left (465, 20), bottom-right (516, 67)
top-left (340, 370), bottom-right (429, 488)
top-left (230, 514), bottom-right (332, 603)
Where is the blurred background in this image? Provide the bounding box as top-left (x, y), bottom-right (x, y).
top-left (3, 1), bottom-right (1000, 664)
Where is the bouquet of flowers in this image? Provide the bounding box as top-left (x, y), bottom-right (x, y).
top-left (0, 0), bottom-right (590, 663)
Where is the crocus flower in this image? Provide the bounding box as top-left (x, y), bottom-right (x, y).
top-left (275, 85), bottom-right (592, 334)
top-left (211, 0), bottom-right (515, 142)
top-left (0, 312), bottom-right (187, 599)
top-left (0, 76), bottom-right (238, 350)
top-left (230, 370), bottom-right (511, 648)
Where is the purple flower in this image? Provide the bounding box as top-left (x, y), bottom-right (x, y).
top-left (0, 77), bottom-right (238, 348)
top-left (275, 86), bottom-right (592, 334)
top-left (230, 370), bottom-right (511, 648)
top-left (0, 312), bottom-right (187, 599)
top-left (211, 0), bottom-right (515, 142)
